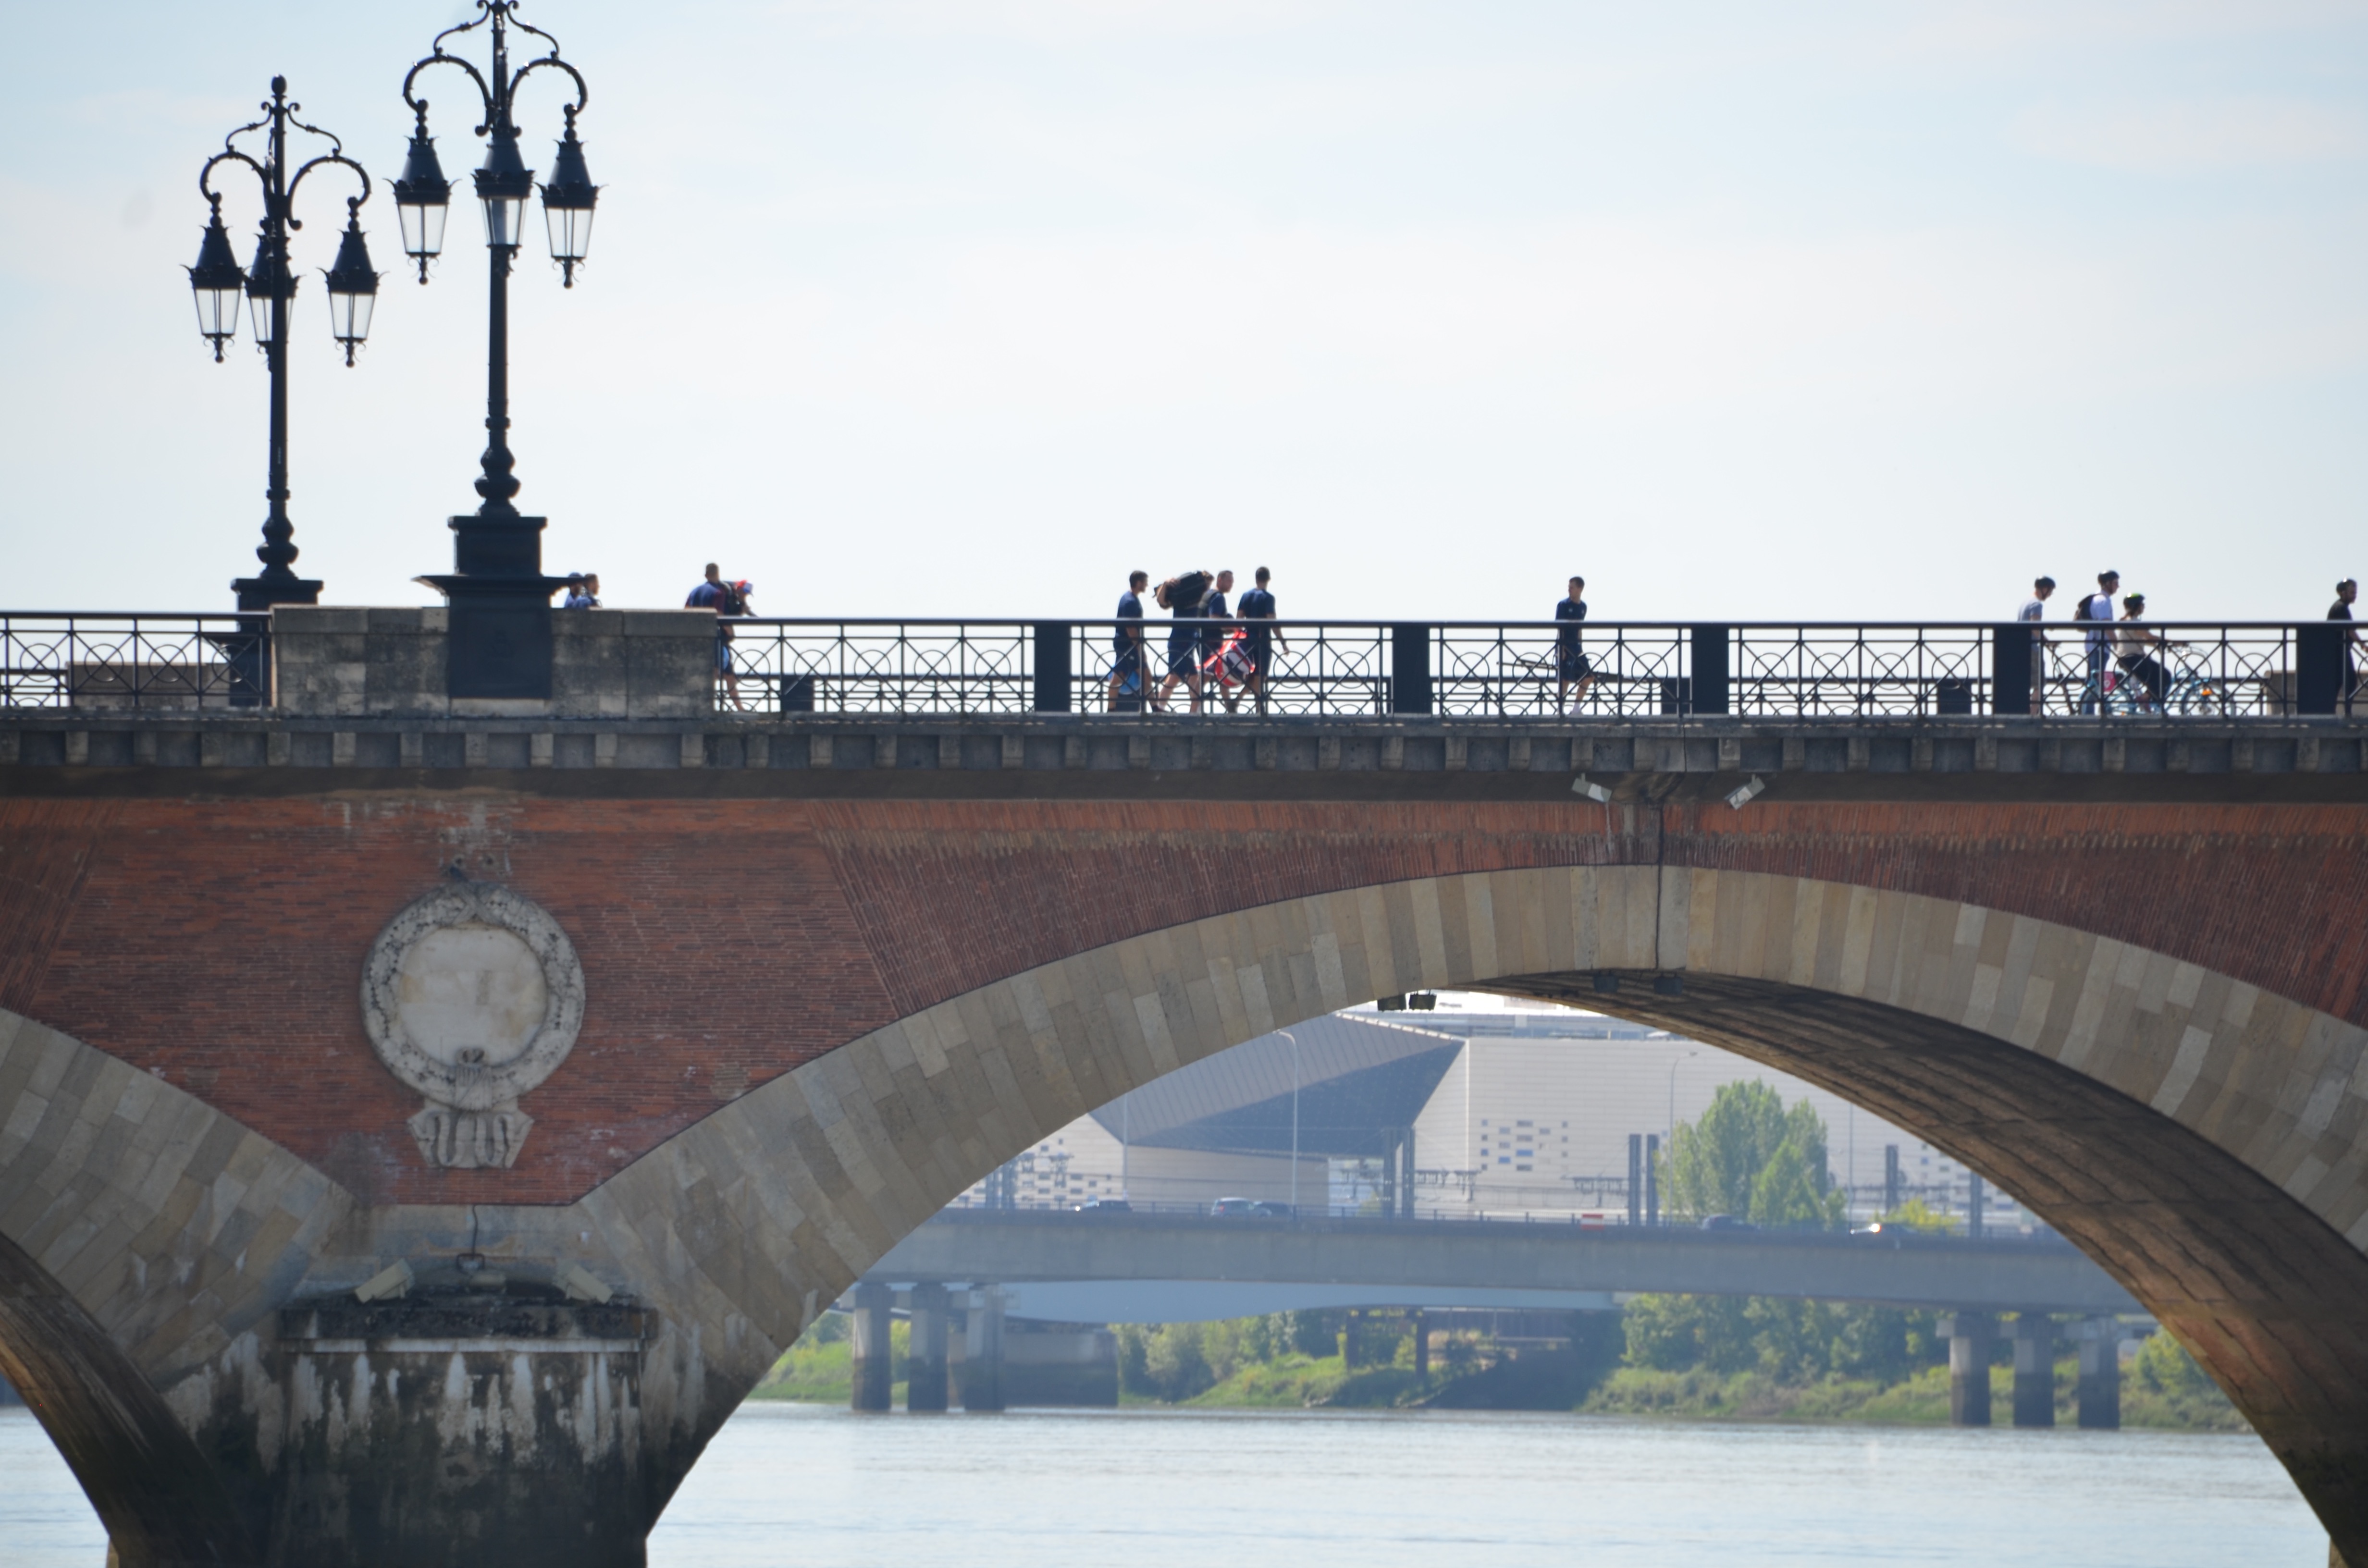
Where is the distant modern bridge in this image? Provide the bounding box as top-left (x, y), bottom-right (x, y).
top-left (1, 605), bottom-right (2365, 1567)
top-left (863, 1207), bottom-right (2142, 1315)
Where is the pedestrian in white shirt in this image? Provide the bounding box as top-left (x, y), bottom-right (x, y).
top-left (2020, 576), bottom-right (2055, 711)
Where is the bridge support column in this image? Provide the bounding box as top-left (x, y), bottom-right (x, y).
top-left (2010, 1315), bottom-right (2057, 1428)
top-left (907, 1283), bottom-right (950, 1412)
top-left (224, 1290), bottom-right (662, 1568)
top-left (961, 1286), bottom-right (1005, 1411)
top-left (1942, 1313), bottom-right (1995, 1426)
top-left (851, 1283), bottom-right (894, 1413)
top-left (2074, 1317), bottom-right (2123, 1430)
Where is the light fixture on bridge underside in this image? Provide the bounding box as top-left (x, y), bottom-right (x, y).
top-left (539, 106), bottom-right (598, 286)
top-left (1591, 973), bottom-right (1621, 995)
top-left (1653, 975), bottom-right (1684, 997)
top-left (1571, 774), bottom-right (1612, 803)
top-left (1726, 775), bottom-right (1767, 810)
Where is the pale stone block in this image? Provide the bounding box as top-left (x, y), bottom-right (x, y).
top-left (1787, 880), bottom-right (1827, 988)
top-left (1354, 886), bottom-right (1400, 1000)
top-left (1406, 881), bottom-right (1450, 989)
top-left (1461, 875), bottom-right (1501, 983)
top-left (2151, 1026), bottom-right (2218, 1117)
top-left (1684, 867), bottom-right (1720, 972)
top-left (1838, 886), bottom-right (1880, 996)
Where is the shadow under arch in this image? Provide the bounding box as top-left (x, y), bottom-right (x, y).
top-left (589, 864), bottom-right (2368, 1558)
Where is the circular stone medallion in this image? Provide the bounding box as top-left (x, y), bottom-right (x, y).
top-left (361, 883), bottom-right (585, 1121)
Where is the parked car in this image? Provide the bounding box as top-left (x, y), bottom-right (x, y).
top-left (1699, 1213), bottom-right (1760, 1232)
top-left (1250, 1200), bottom-right (1294, 1218)
top-left (1073, 1197), bottom-right (1132, 1213)
top-left (1210, 1197), bottom-right (1263, 1216)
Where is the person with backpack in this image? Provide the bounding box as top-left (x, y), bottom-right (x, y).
top-left (687, 563), bottom-right (754, 712)
top-left (2076, 570), bottom-right (2118, 714)
top-left (1153, 568), bottom-right (1218, 712)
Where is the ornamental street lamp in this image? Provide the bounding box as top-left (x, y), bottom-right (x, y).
top-left (187, 76), bottom-right (379, 613)
top-left (397, 0), bottom-right (600, 699)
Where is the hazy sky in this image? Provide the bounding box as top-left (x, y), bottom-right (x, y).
top-left (3, 1), bottom-right (2364, 621)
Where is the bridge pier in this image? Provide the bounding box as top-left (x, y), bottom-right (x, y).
top-left (2010, 1315), bottom-right (2057, 1428)
top-left (961, 1287), bottom-right (1005, 1412)
top-left (2072, 1318), bottom-right (2124, 1430)
top-left (1942, 1313), bottom-right (1995, 1426)
top-left (851, 1283), bottom-right (893, 1413)
top-left (239, 1287), bottom-right (660, 1568)
top-left (907, 1284), bottom-right (950, 1412)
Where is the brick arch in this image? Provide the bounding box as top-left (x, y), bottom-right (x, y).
top-left (583, 864), bottom-right (2368, 1554)
top-left (6, 865), bottom-right (2368, 1559)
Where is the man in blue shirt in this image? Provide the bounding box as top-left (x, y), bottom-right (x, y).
top-left (1555, 576), bottom-right (1594, 712)
top-left (1109, 570), bottom-right (1148, 710)
top-left (686, 563), bottom-right (752, 711)
top-left (1236, 566), bottom-right (1284, 713)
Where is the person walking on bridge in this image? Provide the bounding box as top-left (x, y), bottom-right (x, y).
top-left (2021, 576), bottom-right (2056, 711)
top-left (1154, 568), bottom-right (1225, 713)
top-left (1110, 570), bottom-right (1148, 711)
top-left (1237, 566), bottom-right (1284, 713)
top-left (2077, 571), bottom-right (2119, 714)
top-left (2332, 579), bottom-right (2361, 716)
top-left (1556, 576), bottom-right (1595, 713)
top-left (687, 563), bottom-right (753, 712)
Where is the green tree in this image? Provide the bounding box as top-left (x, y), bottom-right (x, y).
top-left (1664, 1082), bottom-right (1844, 1229)
top-left (2134, 1329), bottom-right (2216, 1397)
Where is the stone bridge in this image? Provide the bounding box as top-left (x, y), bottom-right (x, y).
top-left (3, 609), bottom-right (2368, 1566)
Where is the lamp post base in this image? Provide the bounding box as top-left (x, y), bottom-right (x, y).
top-left (420, 512), bottom-right (569, 699)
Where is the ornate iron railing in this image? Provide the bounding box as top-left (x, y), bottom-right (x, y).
top-left (727, 619), bottom-right (2355, 720)
top-left (0, 613), bottom-right (273, 710)
top-left (2, 613), bottom-right (2356, 718)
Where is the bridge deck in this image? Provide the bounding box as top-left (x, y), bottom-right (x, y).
top-left (867, 1210), bottom-right (2144, 1314)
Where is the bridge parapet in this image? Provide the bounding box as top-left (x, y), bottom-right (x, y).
top-left (4, 707), bottom-right (2362, 796)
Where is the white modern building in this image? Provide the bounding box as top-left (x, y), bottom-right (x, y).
top-left (958, 992), bottom-right (2028, 1232)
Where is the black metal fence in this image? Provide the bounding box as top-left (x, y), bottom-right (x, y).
top-left (732, 619), bottom-right (2354, 720)
top-left (0, 613), bottom-right (273, 711)
top-left (3, 613), bottom-right (2357, 718)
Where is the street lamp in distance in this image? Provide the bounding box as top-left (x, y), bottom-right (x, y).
top-left (186, 75), bottom-right (381, 618)
top-left (394, 0), bottom-right (602, 700)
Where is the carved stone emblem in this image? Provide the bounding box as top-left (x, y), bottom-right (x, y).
top-left (360, 884), bottom-right (585, 1169)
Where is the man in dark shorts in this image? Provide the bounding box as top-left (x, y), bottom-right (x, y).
top-left (1110, 570), bottom-right (1148, 711)
top-left (1157, 568), bottom-right (1227, 713)
top-left (1555, 576), bottom-right (1595, 712)
top-left (1237, 566), bottom-right (1284, 712)
top-left (2333, 578), bottom-right (2361, 715)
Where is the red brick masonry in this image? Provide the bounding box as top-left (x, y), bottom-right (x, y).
top-left (3, 796), bottom-right (2363, 1205)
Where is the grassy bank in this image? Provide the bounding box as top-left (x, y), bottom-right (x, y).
top-left (1581, 1358), bottom-right (2246, 1430)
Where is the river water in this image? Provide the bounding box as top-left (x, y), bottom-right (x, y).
top-left (0, 1402), bottom-right (2326, 1566)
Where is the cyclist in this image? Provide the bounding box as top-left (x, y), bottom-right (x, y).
top-left (2113, 594), bottom-right (2174, 710)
